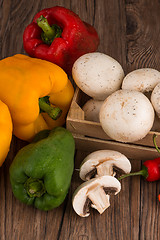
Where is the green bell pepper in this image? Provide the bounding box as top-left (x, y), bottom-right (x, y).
top-left (9, 127), bottom-right (75, 211)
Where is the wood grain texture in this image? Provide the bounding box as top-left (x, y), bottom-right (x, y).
top-left (60, 151), bottom-right (141, 240)
top-left (126, 0), bottom-right (160, 72)
top-left (0, 0), bottom-right (160, 240)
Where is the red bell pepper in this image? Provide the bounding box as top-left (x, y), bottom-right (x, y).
top-left (23, 6), bottom-right (99, 75)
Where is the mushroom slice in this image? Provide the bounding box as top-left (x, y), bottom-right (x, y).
top-left (72, 176), bottom-right (121, 217)
top-left (79, 150), bottom-right (131, 181)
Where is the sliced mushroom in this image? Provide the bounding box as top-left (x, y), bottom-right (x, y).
top-left (79, 150), bottom-right (131, 181)
top-left (72, 176), bottom-right (121, 217)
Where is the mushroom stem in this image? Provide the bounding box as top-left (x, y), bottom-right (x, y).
top-left (87, 184), bottom-right (110, 214)
top-left (96, 162), bottom-right (114, 177)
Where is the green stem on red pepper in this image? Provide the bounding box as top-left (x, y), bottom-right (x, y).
top-left (118, 165), bottom-right (148, 181)
top-left (153, 134), bottom-right (160, 153)
top-left (37, 15), bottom-right (62, 45)
top-left (39, 96), bottom-right (62, 120)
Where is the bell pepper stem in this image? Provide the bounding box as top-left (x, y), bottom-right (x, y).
top-left (39, 96), bottom-right (62, 120)
top-left (37, 15), bottom-right (62, 45)
top-left (37, 15), bottom-right (55, 39)
top-left (24, 178), bottom-right (46, 198)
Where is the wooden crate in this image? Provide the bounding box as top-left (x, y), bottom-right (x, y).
top-left (66, 87), bottom-right (160, 160)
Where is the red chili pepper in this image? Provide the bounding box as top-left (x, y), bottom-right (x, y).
top-left (158, 194), bottom-right (160, 202)
top-left (119, 134), bottom-right (160, 182)
top-left (23, 6), bottom-right (99, 75)
top-left (118, 158), bottom-right (160, 182)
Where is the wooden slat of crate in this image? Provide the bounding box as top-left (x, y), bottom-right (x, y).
top-left (67, 87), bottom-right (160, 148)
top-left (72, 134), bottom-right (160, 161)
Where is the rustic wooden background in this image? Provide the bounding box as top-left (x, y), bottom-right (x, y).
top-left (0, 0), bottom-right (160, 239)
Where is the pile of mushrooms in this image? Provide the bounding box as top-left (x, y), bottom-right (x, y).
top-left (72, 53), bottom-right (160, 216)
top-left (72, 150), bottom-right (131, 217)
top-left (72, 52), bottom-right (160, 143)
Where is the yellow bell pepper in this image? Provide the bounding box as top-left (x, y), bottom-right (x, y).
top-left (0, 54), bottom-right (74, 141)
top-left (0, 100), bottom-right (13, 166)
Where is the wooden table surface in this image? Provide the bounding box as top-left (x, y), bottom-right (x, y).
top-left (0, 0), bottom-right (160, 239)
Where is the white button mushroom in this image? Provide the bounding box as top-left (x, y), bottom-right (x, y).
top-left (72, 52), bottom-right (125, 100)
top-left (151, 82), bottom-right (160, 118)
top-left (72, 176), bottom-right (121, 217)
top-left (82, 99), bottom-right (104, 122)
top-left (99, 89), bottom-right (155, 143)
top-left (79, 150), bottom-right (131, 181)
top-left (122, 68), bottom-right (160, 93)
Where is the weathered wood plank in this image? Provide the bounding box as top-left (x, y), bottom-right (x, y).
top-left (139, 180), bottom-right (160, 240)
top-left (59, 151), bottom-right (141, 240)
top-left (125, 1), bottom-right (160, 239)
top-left (0, 0), bottom-right (160, 240)
top-left (126, 0), bottom-right (160, 72)
top-left (60, 0), bottom-right (141, 239)
top-left (0, 0), bottom-right (68, 239)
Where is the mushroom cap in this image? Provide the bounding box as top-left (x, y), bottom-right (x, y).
top-left (82, 99), bottom-right (104, 122)
top-left (72, 176), bottom-right (121, 217)
top-left (79, 150), bottom-right (131, 181)
top-left (99, 89), bottom-right (155, 142)
top-left (72, 52), bottom-right (124, 100)
top-left (151, 82), bottom-right (160, 118)
top-left (122, 68), bottom-right (160, 93)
